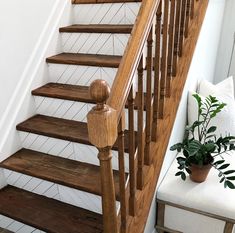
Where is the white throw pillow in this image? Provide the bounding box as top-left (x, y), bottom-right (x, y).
top-left (188, 77), bottom-right (235, 139)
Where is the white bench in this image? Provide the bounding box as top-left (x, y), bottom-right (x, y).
top-left (156, 152), bottom-right (235, 233)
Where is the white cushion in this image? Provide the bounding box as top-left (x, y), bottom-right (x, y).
top-left (198, 76), bottom-right (234, 98)
top-left (188, 77), bottom-right (235, 138)
top-left (157, 152), bottom-right (235, 220)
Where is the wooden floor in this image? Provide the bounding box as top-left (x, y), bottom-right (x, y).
top-left (125, 1), bottom-right (209, 232)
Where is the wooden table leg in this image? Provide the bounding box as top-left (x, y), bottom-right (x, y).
top-left (224, 222), bottom-right (234, 233)
top-left (157, 201), bottom-right (166, 233)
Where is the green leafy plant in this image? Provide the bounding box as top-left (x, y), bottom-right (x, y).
top-left (170, 94), bottom-right (235, 189)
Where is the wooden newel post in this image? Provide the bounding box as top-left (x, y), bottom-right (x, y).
top-left (87, 79), bottom-right (119, 233)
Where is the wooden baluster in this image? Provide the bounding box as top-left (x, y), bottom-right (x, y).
top-left (128, 85), bottom-right (137, 216)
top-left (87, 80), bottom-right (118, 233)
top-left (184, 0), bottom-right (191, 38)
top-left (152, 2), bottom-right (162, 142)
top-left (178, 0), bottom-right (186, 57)
top-left (191, 0), bottom-right (195, 19)
top-left (137, 55), bottom-right (144, 189)
top-left (118, 114), bottom-right (127, 233)
top-left (172, 0), bottom-right (182, 77)
top-left (145, 27), bottom-right (153, 165)
top-left (166, 0), bottom-right (176, 97)
top-left (159, 0), bottom-right (169, 119)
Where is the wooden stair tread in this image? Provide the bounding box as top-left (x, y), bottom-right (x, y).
top-left (72, 0), bottom-right (141, 3)
top-left (1, 148), bottom-right (123, 200)
top-left (32, 83), bottom-right (92, 103)
top-left (46, 53), bottom-right (122, 68)
top-left (0, 186), bottom-right (103, 233)
top-left (16, 115), bottom-right (135, 152)
top-left (0, 227), bottom-right (13, 233)
top-left (60, 24), bottom-right (133, 34)
top-left (32, 82), bottom-right (146, 110)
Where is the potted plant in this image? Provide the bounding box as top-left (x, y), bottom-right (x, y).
top-left (170, 94), bottom-right (235, 189)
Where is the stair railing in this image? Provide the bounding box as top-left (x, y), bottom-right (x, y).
top-left (87, 0), bottom-right (196, 232)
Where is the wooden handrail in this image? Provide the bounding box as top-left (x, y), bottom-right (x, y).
top-left (86, 0), bottom-right (207, 232)
top-left (107, 0), bottom-right (161, 120)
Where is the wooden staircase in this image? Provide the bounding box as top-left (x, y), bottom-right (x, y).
top-left (0, 0), bottom-right (208, 232)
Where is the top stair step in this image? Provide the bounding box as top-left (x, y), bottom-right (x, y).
top-left (0, 186), bottom-right (103, 233)
top-left (46, 53), bottom-right (122, 68)
top-left (60, 24), bottom-right (133, 34)
top-left (72, 0), bottom-right (141, 4)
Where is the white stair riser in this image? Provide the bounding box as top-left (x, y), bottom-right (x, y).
top-left (18, 132), bottom-right (130, 172)
top-left (0, 215), bottom-right (44, 233)
top-left (34, 97), bottom-right (93, 123)
top-left (3, 169), bottom-right (120, 214)
top-left (62, 32), bottom-right (129, 56)
top-left (72, 3), bottom-right (141, 25)
top-left (33, 96), bottom-right (142, 130)
top-left (48, 64), bottom-right (117, 86)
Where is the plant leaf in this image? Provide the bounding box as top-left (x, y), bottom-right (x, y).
top-left (220, 177), bottom-right (225, 183)
top-left (207, 126), bottom-right (217, 134)
top-left (181, 172), bottom-right (186, 181)
top-left (225, 180), bottom-right (235, 189)
top-left (175, 171), bottom-right (183, 176)
top-left (213, 160), bottom-right (225, 166)
top-left (219, 164), bottom-right (230, 170)
top-left (224, 170), bottom-right (235, 175)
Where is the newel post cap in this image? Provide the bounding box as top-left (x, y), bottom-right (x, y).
top-left (87, 80), bottom-right (118, 148)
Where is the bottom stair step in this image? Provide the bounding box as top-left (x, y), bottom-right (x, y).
top-left (0, 227), bottom-right (13, 233)
top-left (0, 186), bottom-right (103, 233)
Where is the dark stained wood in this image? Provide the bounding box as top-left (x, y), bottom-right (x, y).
top-left (16, 115), bottom-right (136, 153)
top-left (191, 0), bottom-right (195, 19)
top-left (137, 56), bottom-right (144, 190)
top-left (166, 0), bottom-right (176, 97)
top-left (172, 0), bottom-right (182, 76)
top-left (118, 115), bottom-right (128, 233)
top-left (128, 85), bottom-right (137, 216)
top-left (152, 2), bottom-right (162, 142)
top-left (144, 27), bottom-right (153, 166)
top-left (0, 186), bottom-right (103, 233)
top-left (60, 24), bottom-right (133, 34)
top-left (32, 83), bottom-right (144, 110)
top-left (224, 222), bottom-right (234, 233)
top-left (32, 83), bottom-right (92, 103)
top-left (159, 0), bottom-right (169, 119)
top-left (178, 0), bottom-right (186, 57)
top-left (125, 1), bottom-right (208, 232)
top-left (72, 0), bottom-right (141, 3)
top-left (0, 148), bottom-right (123, 200)
top-left (156, 202), bottom-right (165, 233)
top-left (184, 0), bottom-right (191, 38)
top-left (46, 53), bottom-right (122, 68)
top-left (0, 228), bottom-right (13, 233)
top-left (158, 199), bottom-right (235, 225)
top-left (155, 225), bottom-right (183, 233)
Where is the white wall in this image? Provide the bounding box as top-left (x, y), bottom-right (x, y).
top-left (0, 0), bottom-right (72, 161)
top-left (144, 1), bottom-right (226, 232)
top-left (214, 0), bottom-right (235, 84)
top-left (0, 0), bottom-right (60, 115)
